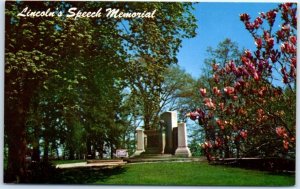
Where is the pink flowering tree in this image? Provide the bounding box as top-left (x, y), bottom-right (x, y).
top-left (188, 3), bottom-right (296, 161)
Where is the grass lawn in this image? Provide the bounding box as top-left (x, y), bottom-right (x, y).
top-left (52, 159), bottom-right (86, 165)
top-left (53, 161), bottom-right (295, 186)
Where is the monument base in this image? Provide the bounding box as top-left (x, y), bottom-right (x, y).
top-left (175, 147), bottom-right (191, 157)
top-left (131, 150), bottom-right (145, 157)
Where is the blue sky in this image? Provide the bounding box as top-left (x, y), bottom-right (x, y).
top-left (177, 2), bottom-right (279, 78)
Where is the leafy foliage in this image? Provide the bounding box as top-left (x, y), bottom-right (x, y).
top-left (5, 1), bottom-right (197, 183)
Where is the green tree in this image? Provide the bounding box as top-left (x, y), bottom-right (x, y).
top-left (161, 65), bottom-right (199, 121)
top-left (5, 1), bottom-right (120, 181)
top-left (5, 1), bottom-right (197, 182)
top-left (5, 1), bottom-right (82, 181)
top-left (123, 2), bottom-right (197, 130)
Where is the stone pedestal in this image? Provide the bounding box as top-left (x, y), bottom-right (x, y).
top-left (175, 123), bottom-right (191, 157)
top-left (161, 111), bottom-right (177, 154)
top-left (144, 130), bottom-right (164, 154)
top-left (132, 129), bottom-right (145, 156)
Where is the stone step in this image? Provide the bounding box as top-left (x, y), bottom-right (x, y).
top-left (87, 159), bottom-right (124, 164)
top-left (125, 157), bottom-right (204, 163)
top-left (137, 153), bottom-right (173, 158)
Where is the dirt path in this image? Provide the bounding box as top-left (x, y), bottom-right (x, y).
top-left (56, 161), bottom-right (126, 169)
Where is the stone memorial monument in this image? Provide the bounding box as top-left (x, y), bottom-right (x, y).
top-left (175, 123), bottom-right (191, 157)
top-left (132, 111), bottom-right (191, 158)
top-left (160, 111), bottom-right (177, 154)
top-left (132, 129), bottom-right (145, 156)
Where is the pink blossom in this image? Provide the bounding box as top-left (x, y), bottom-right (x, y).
top-left (258, 60), bottom-right (264, 72)
top-left (247, 63), bottom-right (256, 73)
top-left (282, 3), bottom-right (292, 12)
top-left (240, 130), bottom-right (248, 139)
top-left (245, 22), bottom-right (254, 31)
top-left (290, 65), bottom-right (296, 78)
top-left (266, 38), bottom-right (274, 48)
top-left (253, 71), bottom-right (259, 81)
top-left (263, 31), bottom-right (271, 40)
top-left (281, 42), bottom-right (296, 54)
top-left (212, 63), bottom-right (219, 71)
top-left (225, 64), bottom-right (231, 73)
top-left (216, 119), bottom-right (224, 129)
top-left (234, 81), bottom-right (241, 90)
top-left (241, 67), bottom-right (249, 77)
top-left (213, 87), bottom-right (221, 96)
top-left (291, 137), bottom-right (295, 143)
top-left (188, 112), bottom-right (199, 120)
top-left (240, 13), bottom-right (250, 22)
top-left (259, 12), bottom-right (266, 18)
top-left (244, 50), bottom-right (253, 59)
top-left (215, 137), bottom-right (222, 147)
top-left (281, 43), bottom-right (287, 52)
top-left (254, 17), bottom-right (263, 29)
top-left (270, 51), bottom-right (279, 63)
top-left (256, 109), bottom-right (264, 120)
top-left (219, 102), bottom-right (225, 111)
top-left (224, 86), bottom-right (235, 95)
top-left (232, 95), bottom-right (238, 101)
top-left (199, 88), bottom-right (207, 97)
top-left (276, 30), bottom-right (285, 39)
top-left (289, 45), bottom-right (296, 54)
top-left (290, 57), bottom-right (296, 68)
top-left (203, 98), bottom-right (216, 110)
top-left (281, 24), bottom-right (290, 32)
top-left (276, 127), bottom-right (286, 137)
top-left (213, 74), bottom-right (220, 83)
top-left (258, 86), bottom-right (267, 96)
top-left (266, 10), bottom-right (277, 25)
top-left (228, 61), bottom-right (236, 72)
top-left (241, 56), bottom-right (249, 65)
top-left (289, 36), bottom-right (296, 45)
top-left (254, 17), bottom-right (263, 25)
top-left (204, 141), bottom-right (213, 148)
top-left (255, 38), bottom-right (262, 49)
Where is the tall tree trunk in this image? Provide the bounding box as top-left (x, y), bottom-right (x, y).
top-left (32, 143), bottom-right (40, 162)
top-left (43, 138), bottom-right (49, 162)
top-left (32, 125), bottom-right (40, 162)
top-left (5, 75), bottom-right (38, 182)
top-left (5, 101), bottom-right (28, 182)
top-left (55, 147), bottom-right (60, 160)
top-left (110, 145), bottom-right (114, 159)
top-left (86, 138), bottom-right (92, 159)
top-left (98, 140), bottom-right (104, 159)
top-left (69, 148), bottom-right (75, 160)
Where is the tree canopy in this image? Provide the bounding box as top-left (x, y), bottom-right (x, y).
top-left (5, 1), bottom-right (197, 183)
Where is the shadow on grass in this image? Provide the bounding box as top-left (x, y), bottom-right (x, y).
top-left (267, 171), bottom-right (295, 177)
top-left (52, 166), bottom-right (127, 184)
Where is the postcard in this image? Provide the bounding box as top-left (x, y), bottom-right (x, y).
top-left (3, 0), bottom-right (296, 186)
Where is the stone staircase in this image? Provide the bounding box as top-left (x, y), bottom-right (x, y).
top-left (125, 154), bottom-right (205, 163)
